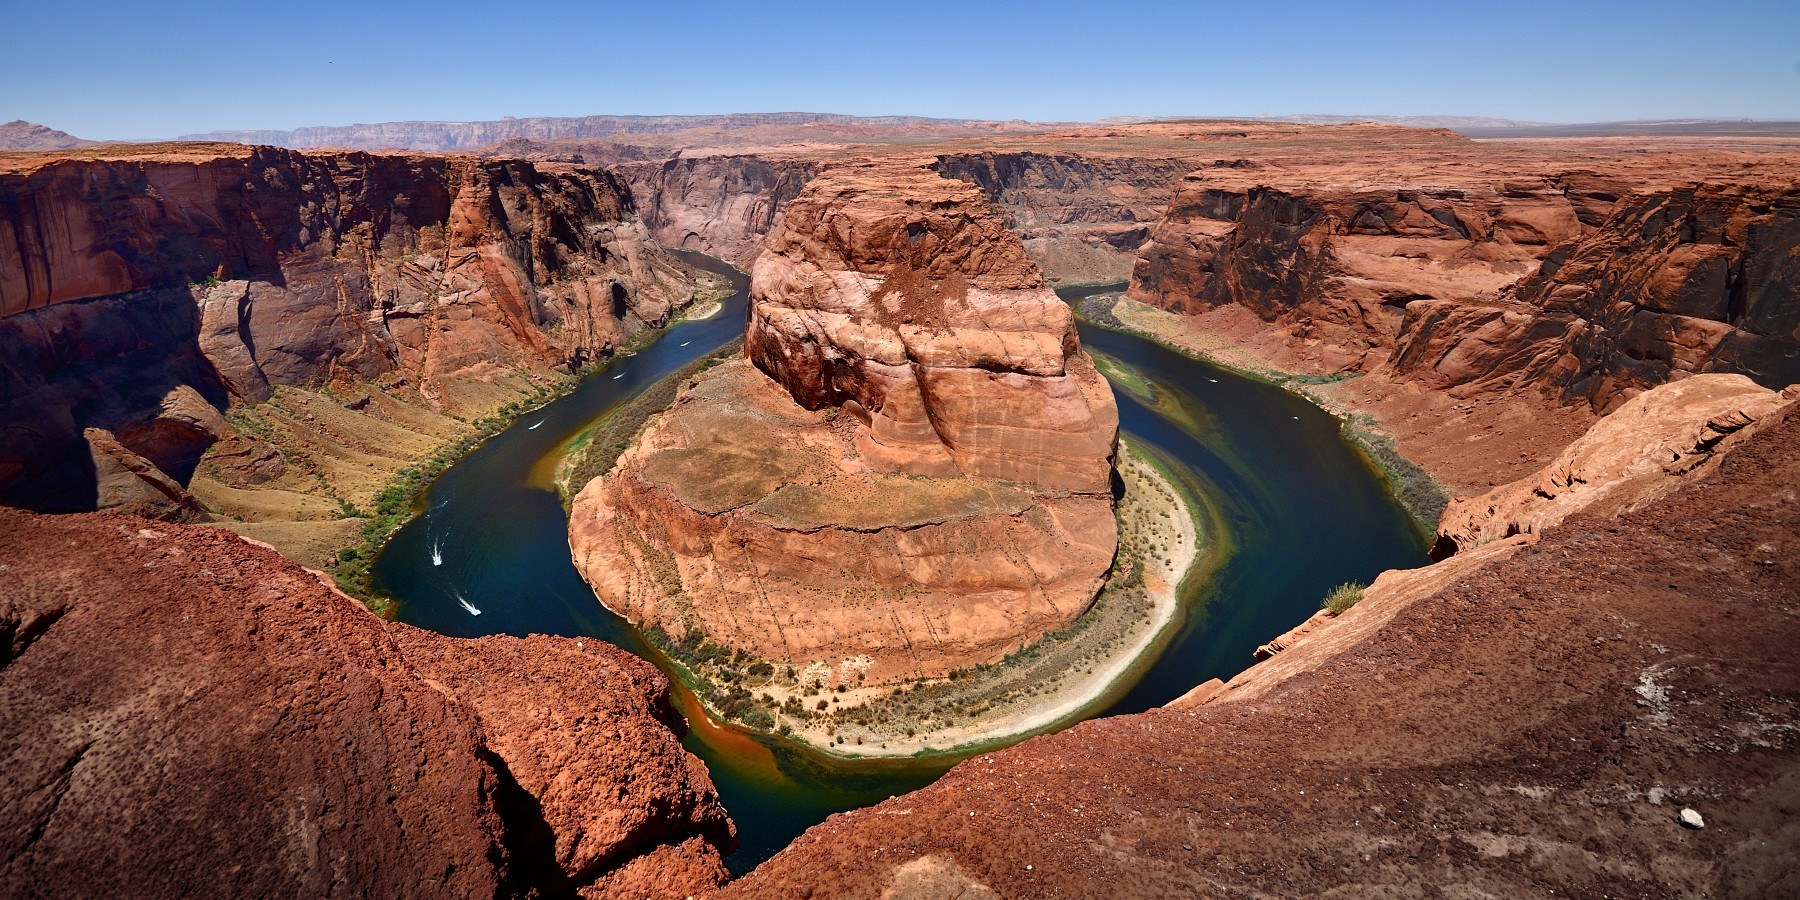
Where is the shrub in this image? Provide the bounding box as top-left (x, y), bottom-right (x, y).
top-left (1321, 582), bottom-right (1366, 615)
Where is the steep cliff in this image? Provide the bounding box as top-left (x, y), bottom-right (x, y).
top-left (0, 507), bottom-right (734, 899)
top-left (614, 155), bottom-right (818, 268)
top-left (0, 144), bottom-right (708, 515)
top-left (724, 390), bottom-right (1800, 899)
top-left (570, 163), bottom-right (1118, 689)
top-left (1128, 159), bottom-right (1800, 412)
top-left (934, 151), bottom-right (1192, 284)
top-left (1391, 182), bottom-right (1800, 410)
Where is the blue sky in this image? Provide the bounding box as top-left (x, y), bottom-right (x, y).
top-left (5, 0), bottom-right (1798, 139)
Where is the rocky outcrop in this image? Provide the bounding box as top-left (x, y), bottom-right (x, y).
top-left (0, 144), bottom-right (706, 513)
top-left (723, 394), bottom-right (1800, 899)
top-left (1127, 170), bottom-right (1589, 356)
top-left (1129, 160), bottom-right (1800, 414)
top-left (1433, 373), bottom-right (1799, 556)
top-left (571, 163), bottom-right (1118, 684)
top-left (0, 507), bottom-right (734, 899)
top-left (745, 163), bottom-right (1117, 491)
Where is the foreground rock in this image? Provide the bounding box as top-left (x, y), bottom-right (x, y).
top-left (571, 163), bottom-right (1118, 687)
top-left (724, 387), bottom-right (1800, 898)
top-left (1435, 373), bottom-right (1800, 556)
top-left (0, 508), bottom-right (733, 898)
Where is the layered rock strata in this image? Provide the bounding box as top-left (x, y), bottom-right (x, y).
top-left (0, 507), bottom-right (733, 899)
top-left (0, 144), bottom-right (705, 514)
top-left (1129, 160), bottom-right (1800, 412)
top-left (571, 163), bottom-right (1118, 684)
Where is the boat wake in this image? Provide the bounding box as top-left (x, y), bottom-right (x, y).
top-left (454, 591), bottom-right (482, 616)
top-left (430, 540), bottom-right (443, 566)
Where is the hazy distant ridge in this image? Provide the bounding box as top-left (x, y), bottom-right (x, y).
top-left (175, 112), bottom-right (1033, 151)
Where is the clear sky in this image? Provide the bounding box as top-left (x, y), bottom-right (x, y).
top-left (5, 0), bottom-right (1798, 139)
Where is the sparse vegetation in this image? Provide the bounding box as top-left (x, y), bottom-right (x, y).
top-left (1321, 582), bottom-right (1366, 616)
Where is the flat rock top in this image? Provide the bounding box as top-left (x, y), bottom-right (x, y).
top-left (635, 360), bottom-right (1051, 530)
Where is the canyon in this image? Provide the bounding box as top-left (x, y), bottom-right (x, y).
top-left (2, 116), bottom-right (1797, 896)
top-left (0, 143), bottom-right (723, 568)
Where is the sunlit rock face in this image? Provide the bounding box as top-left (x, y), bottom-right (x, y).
top-left (571, 163), bottom-right (1119, 684)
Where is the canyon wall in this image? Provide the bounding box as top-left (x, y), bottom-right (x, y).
top-left (724, 389), bottom-right (1800, 899)
top-left (0, 145), bottom-right (705, 514)
top-left (0, 507), bottom-right (734, 899)
top-left (614, 155), bottom-right (818, 268)
top-left (1129, 165), bottom-right (1800, 411)
top-left (606, 149), bottom-right (1191, 286)
top-left (933, 151), bottom-right (1192, 284)
top-left (570, 163), bottom-right (1119, 685)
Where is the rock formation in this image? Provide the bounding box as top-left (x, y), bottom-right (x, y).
top-left (0, 507), bottom-right (733, 899)
top-left (570, 163), bottom-right (1118, 684)
top-left (615, 155), bottom-right (819, 268)
top-left (0, 144), bottom-right (706, 514)
top-left (721, 388), bottom-right (1800, 899)
top-left (1432, 373), bottom-right (1799, 556)
top-left (1127, 151), bottom-right (1800, 413)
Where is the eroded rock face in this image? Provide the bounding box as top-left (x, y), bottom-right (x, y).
top-left (572, 164), bottom-right (1118, 683)
top-left (746, 163), bottom-right (1118, 493)
top-left (1432, 374), bottom-right (1799, 557)
top-left (616, 155), bottom-right (819, 268)
top-left (0, 145), bottom-right (704, 512)
top-left (0, 507), bottom-right (733, 899)
top-left (1391, 184), bottom-right (1800, 410)
top-left (1128, 158), bottom-right (1800, 413)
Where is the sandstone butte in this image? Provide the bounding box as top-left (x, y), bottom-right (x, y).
top-left (570, 162), bottom-right (1120, 685)
top-left (0, 507), bottom-right (735, 899)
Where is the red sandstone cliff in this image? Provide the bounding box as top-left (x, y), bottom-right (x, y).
top-left (0, 507), bottom-right (733, 899)
top-left (1128, 158), bottom-right (1800, 411)
top-left (0, 144), bottom-right (706, 514)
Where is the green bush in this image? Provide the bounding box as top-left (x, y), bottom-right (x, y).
top-left (1321, 582), bottom-right (1366, 615)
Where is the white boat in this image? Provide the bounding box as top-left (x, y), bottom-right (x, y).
top-left (612, 371), bottom-right (626, 379)
top-left (679, 341), bottom-right (690, 347)
top-left (527, 419), bottom-right (545, 430)
top-left (455, 593), bottom-right (482, 616)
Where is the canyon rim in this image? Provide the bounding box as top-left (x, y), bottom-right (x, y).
top-left (5, 10), bottom-right (1800, 892)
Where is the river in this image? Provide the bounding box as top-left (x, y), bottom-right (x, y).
top-left (373, 261), bottom-right (1429, 872)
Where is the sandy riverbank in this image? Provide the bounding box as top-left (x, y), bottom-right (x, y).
top-left (750, 439), bottom-right (1204, 758)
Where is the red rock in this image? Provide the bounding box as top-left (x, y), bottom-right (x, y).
top-left (571, 163), bottom-right (1119, 683)
top-left (0, 507), bottom-right (733, 898)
